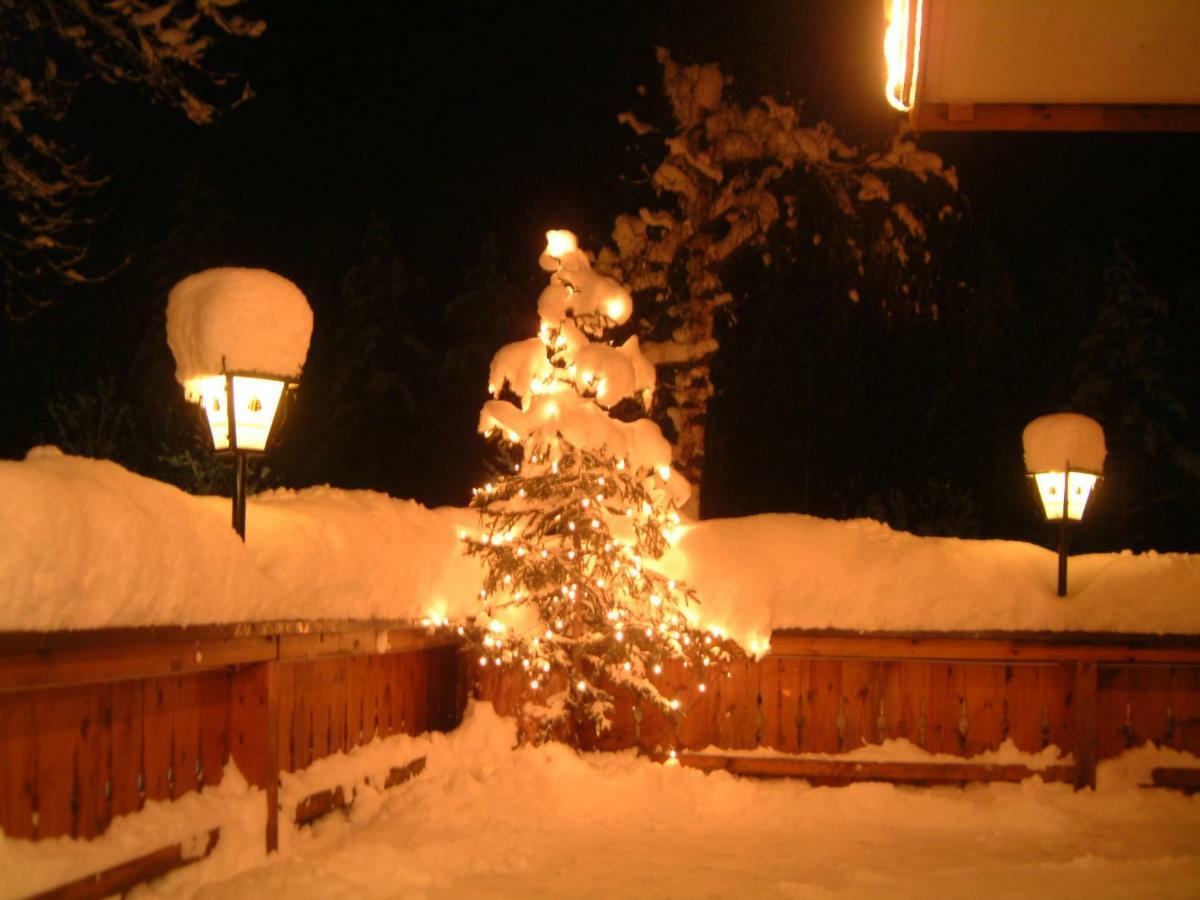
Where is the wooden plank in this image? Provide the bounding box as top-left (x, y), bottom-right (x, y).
top-left (896, 662), bottom-right (930, 749)
top-left (1005, 665), bottom-right (1047, 752)
top-left (327, 657), bottom-right (348, 757)
top-left (172, 676), bottom-right (200, 799)
top-left (196, 671), bottom-right (229, 790)
top-left (1043, 664), bottom-right (1075, 755)
top-left (768, 632), bottom-right (1200, 665)
top-left (804, 659), bottom-right (841, 753)
top-left (1167, 667), bottom-right (1200, 754)
top-left (344, 652), bottom-right (365, 751)
top-left (29, 828), bottom-right (219, 900)
top-left (290, 661), bottom-right (313, 772)
top-left (1096, 666), bottom-right (1133, 760)
top-left (384, 755), bottom-right (427, 788)
top-left (668, 754), bottom-right (1077, 786)
top-left (264, 661), bottom-right (280, 854)
top-left (757, 656), bottom-right (782, 750)
top-left (925, 663), bottom-right (966, 755)
top-left (32, 687), bottom-right (85, 838)
top-left (713, 657), bottom-right (758, 750)
top-left (0, 636), bottom-right (276, 693)
top-left (276, 662), bottom-right (296, 772)
top-left (361, 655), bottom-right (381, 745)
top-left (229, 664), bottom-right (269, 789)
top-left (141, 677), bottom-right (175, 802)
top-left (74, 684), bottom-right (110, 839)
top-left (675, 660), bottom-right (715, 751)
top-left (108, 680), bottom-right (143, 819)
top-left (278, 630), bottom-right (379, 661)
top-left (294, 756), bottom-right (426, 827)
top-left (1150, 767), bottom-right (1200, 795)
top-left (912, 101), bottom-right (1200, 134)
top-left (1125, 667), bottom-right (1173, 747)
top-left (838, 661), bottom-right (879, 751)
top-left (635, 667), bottom-right (679, 754)
top-left (1073, 661), bottom-right (1099, 789)
top-left (963, 665), bottom-right (1007, 755)
top-left (294, 785), bottom-right (346, 827)
top-left (307, 659), bottom-right (335, 763)
top-left (0, 689), bottom-right (37, 838)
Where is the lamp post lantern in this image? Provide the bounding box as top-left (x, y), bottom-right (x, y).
top-left (1022, 414), bottom-right (1106, 596)
top-left (166, 268), bottom-right (313, 541)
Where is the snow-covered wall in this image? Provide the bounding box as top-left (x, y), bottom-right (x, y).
top-left (0, 450), bottom-right (1197, 644)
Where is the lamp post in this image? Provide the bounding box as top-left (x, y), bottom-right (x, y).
top-left (166, 267), bottom-right (313, 542)
top-left (191, 369), bottom-right (295, 539)
top-left (1022, 414), bottom-right (1106, 597)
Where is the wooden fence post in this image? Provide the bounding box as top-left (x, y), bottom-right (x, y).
top-left (1072, 660), bottom-right (1098, 789)
top-left (263, 660), bottom-right (280, 853)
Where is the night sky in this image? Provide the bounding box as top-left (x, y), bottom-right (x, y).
top-left (3, 0), bottom-right (1198, 551)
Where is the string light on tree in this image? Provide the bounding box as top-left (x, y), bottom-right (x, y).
top-left (462, 230), bottom-right (736, 741)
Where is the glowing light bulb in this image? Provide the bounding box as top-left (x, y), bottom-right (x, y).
top-left (545, 229), bottom-right (578, 258)
top-left (653, 664), bottom-right (663, 675)
top-left (577, 680), bottom-right (587, 692)
top-left (530, 679), bottom-right (540, 689)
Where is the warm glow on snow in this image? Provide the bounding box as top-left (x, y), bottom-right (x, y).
top-left (545, 229), bottom-right (578, 259)
top-left (1034, 471), bottom-right (1099, 522)
top-left (186, 374), bottom-right (285, 452)
top-left (884, 0), bottom-right (923, 112)
top-left (604, 295), bottom-right (629, 321)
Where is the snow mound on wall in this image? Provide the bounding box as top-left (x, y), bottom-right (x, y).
top-left (166, 268), bottom-right (314, 389)
top-left (0, 452), bottom-right (1196, 642)
top-left (0, 450), bottom-right (483, 631)
top-left (663, 514), bottom-right (1200, 649)
top-left (1023, 413), bottom-right (1106, 473)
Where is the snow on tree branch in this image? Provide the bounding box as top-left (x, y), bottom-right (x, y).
top-left (0, 0), bottom-right (264, 318)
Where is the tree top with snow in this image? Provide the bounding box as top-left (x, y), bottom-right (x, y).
top-left (1023, 413), bottom-right (1107, 474)
top-left (166, 267), bottom-right (313, 398)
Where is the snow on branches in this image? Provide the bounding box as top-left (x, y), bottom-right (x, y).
top-left (462, 231), bottom-right (735, 742)
top-left (597, 49), bottom-right (962, 503)
top-left (0, 0), bottom-right (264, 318)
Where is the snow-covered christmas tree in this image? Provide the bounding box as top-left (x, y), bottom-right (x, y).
top-left (463, 230), bottom-right (733, 741)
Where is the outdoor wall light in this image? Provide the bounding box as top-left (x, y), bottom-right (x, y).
top-left (1022, 413), bottom-right (1106, 597)
top-left (186, 370), bottom-right (295, 539)
top-left (166, 267), bottom-right (313, 542)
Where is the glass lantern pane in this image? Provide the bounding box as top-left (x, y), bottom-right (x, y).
top-left (229, 376), bottom-right (286, 451)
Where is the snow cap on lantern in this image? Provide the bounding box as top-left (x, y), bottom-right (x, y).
top-left (1023, 413), bottom-right (1106, 521)
top-left (166, 268), bottom-right (313, 452)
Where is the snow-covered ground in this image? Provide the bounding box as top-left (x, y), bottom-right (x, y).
top-left (4, 702), bottom-right (1198, 899)
top-left (2, 450), bottom-right (1197, 648)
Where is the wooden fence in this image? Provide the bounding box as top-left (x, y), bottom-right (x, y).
top-left (475, 630), bottom-right (1200, 788)
top-left (0, 622), bottom-right (466, 853)
top-left (3, 624), bottom-right (1198, 854)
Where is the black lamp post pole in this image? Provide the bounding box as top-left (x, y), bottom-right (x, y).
top-left (1056, 464), bottom-right (1071, 597)
top-left (225, 372), bottom-right (247, 541)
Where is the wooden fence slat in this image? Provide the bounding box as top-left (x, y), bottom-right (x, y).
top-left (925, 663), bottom-right (966, 755)
top-left (675, 660), bottom-right (714, 750)
top-left (1073, 661), bottom-right (1099, 789)
top-left (714, 658), bottom-right (758, 750)
top-left (1097, 666), bottom-right (1132, 759)
top-left (141, 677), bottom-right (175, 802)
top-left (327, 658), bottom-right (348, 756)
top-left (963, 665), bottom-right (1007, 755)
top-left (229, 664), bottom-right (269, 789)
top-left (668, 753), bottom-right (1077, 787)
top-left (1043, 664), bottom-right (1074, 753)
top-left (197, 671), bottom-right (229, 790)
top-left (1167, 667), bottom-right (1200, 754)
top-left (172, 676), bottom-right (200, 799)
top-left (277, 662), bottom-right (298, 772)
top-left (896, 662), bottom-right (929, 748)
top-left (345, 651), bottom-right (365, 752)
top-left (30, 828), bottom-right (219, 900)
top-left (33, 687), bottom-right (85, 838)
top-left (804, 660), bottom-right (842, 753)
top-left (1005, 665), bottom-right (1046, 752)
top-left (838, 661), bottom-right (879, 751)
top-left (0, 689), bottom-right (37, 838)
top-left (75, 684), bottom-right (110, 839)
top-left (108, 680), bottom-right (144, 819)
